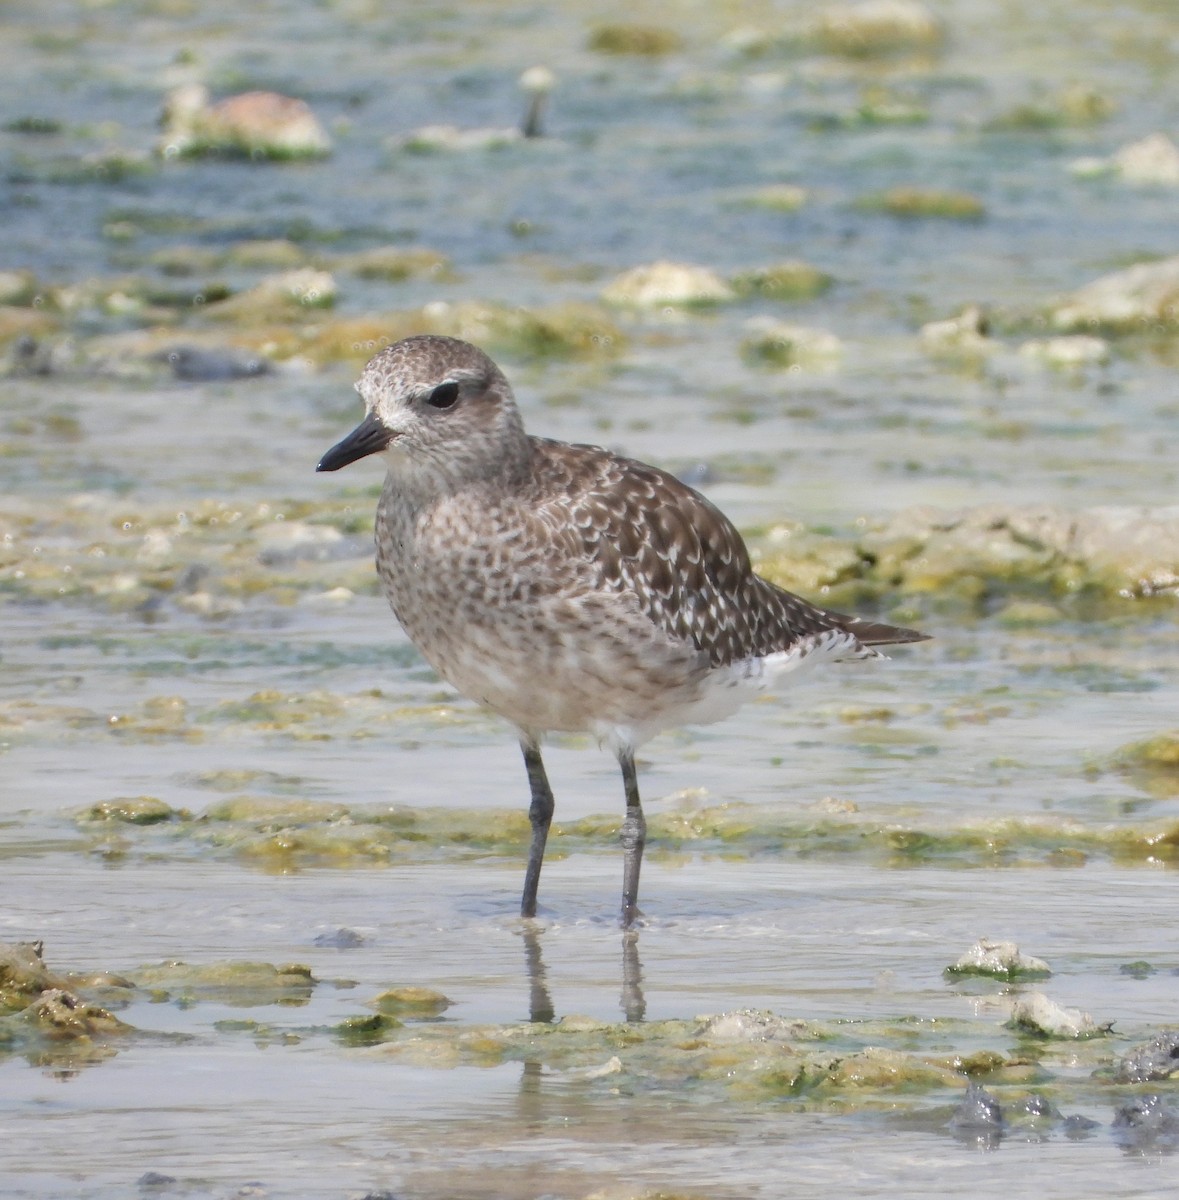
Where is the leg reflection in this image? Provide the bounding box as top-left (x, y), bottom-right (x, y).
top-left (621, 929), bottom-right (646, 1023)
top-left (520, 922), bottom-right (555, 1025)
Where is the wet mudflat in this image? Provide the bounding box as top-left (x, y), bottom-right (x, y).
top-left (2, 0), bottom-right (1179, 1197)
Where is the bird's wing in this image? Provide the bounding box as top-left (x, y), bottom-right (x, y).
top-left (528, 440), bottom-right (927, 668)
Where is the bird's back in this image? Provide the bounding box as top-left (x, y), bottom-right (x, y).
top-left (521, 437), bottom-right (927, 669)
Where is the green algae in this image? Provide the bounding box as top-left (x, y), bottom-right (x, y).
top-left (730, 262), bottom-right (834, 302)
top-left (587, 25), bottom-right (683, 56)
top-left (372, 986), bottom-right (453, 1018)
top-left (81, 796), bottom-right (180, 825)
top-left (854, 187), bottom-right (985, 221)
top-left (0, 942), bottom-right (134, 1068)
top-left (66, 790), bottom-right (1179, 872)
top-left (1108, 731), bottom-right (1179, 799)
top-left (131, 960), bottom-right (316, 1007)
top-left (336, 1012), bottom-right (404, 1046)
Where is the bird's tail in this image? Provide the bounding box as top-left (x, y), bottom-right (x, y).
top-left (835, 613), bottom-right (931, 647)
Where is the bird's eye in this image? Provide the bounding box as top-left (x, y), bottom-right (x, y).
top-left (425, 381), bottom-right (460, 409)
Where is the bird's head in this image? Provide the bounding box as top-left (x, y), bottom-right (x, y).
top-left (316, 335), bottom-right (527, 483)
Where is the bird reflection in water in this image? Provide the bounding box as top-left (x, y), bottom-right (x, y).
top-left (517, 925), bottom-right (646, 1026)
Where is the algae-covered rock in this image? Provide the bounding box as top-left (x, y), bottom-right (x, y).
top-left (1074, 133), bottom-right (1179, 186)
top-left (1018, 335), bottom-right (1109, 368)
top-left (1110, 732), bottom-right (1179, 799)
top-left (333, 246), bottom-right (452, 282)
top-left (80, 796), bottom-right (179, 825)
top-left (1008, 992), bottom-right (1104, 1040)
top-left (856, 186), bottom-right (984, 220)
top-left (735, 184), bottom-right (808, 212)
top-left (946, 938), bottom-right (1051, 980)
top-left (989, 85), bottom-right (1114, 132)
top-left (588, 24), bottom-right (683, 56)
top-left (920, 305), bottom-right (994, 359)
top-left (814, 1046), bottom-right (963, 1090)
top-left (1050, 255), bottom-right (1179, 334)
top-left (372, 986), bottom-right (453, 1018)
top-left (741, 319), bottom-right (841, 368)
top-left (301, 300), bottom-right (624, 365)
top-left (204, 795), bottom-right (349, 824)
top-left (0, 269), bottom-right (40, 307)
top-left (1113, 731), bottom-right (1179, 771)
top-left (131, 960), bottom-right (316, 1007)
top-left (695, 1010), bottom-right (815, 1044)
top-left (204, 269), bottom-right (336, 322)
top-left (862, 503), bottom-right (1179, 602)
top-left (17, 988), bottom-right (131, 1039)
top-left (160, 85), bottom-right (331, 160)
top-left (336, 1012), bottom-right (403, 1046)
top-left (810, 1), bottom-right (943, 57)
top-left (0, 942), bottom-right (62, 1014)
top-left (730, 261), bottom-right (833, 301)
top-left (601, 261), bottom-right (734, 308)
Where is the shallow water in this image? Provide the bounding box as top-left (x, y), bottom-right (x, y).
top-left (3, 0), bottom-right (1179, 1197)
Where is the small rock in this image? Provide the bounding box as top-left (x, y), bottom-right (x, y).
top-left (601, 261), bottom-right (735, 308)
top-left (947, 938), bottom-right (1052, 980)
top-left (313, 928), bottom-right (367, 949)
top-left (162, 345), bottom-right (272, 381)
top-left (1008, 992), bottom-right (1103, 1039)
top-left (1050, 255), bottom-right (1179, 333)
top-left (587, 24), bottom-right (683, 56)
top-left (1018, 334), bottom-right (1109, 368)
top-left (1111, 1095), bottom-right (1179, 1148)
top-left (920, 305), bottom-right (994, 357)
top-left (812, 0), bottom-right (944, 57)
top-left (949, 1080), bottom-right (1006, 1132)
top-left (741, 318), bottom-right (841, 368)
top-left (1113, 133), bottom-right (1179, 185)
top-left (1116, 1030), bottom-right (1179, 1083)
top-left (160, 85), bottom-right (331, 160)
top-left (696, 1009), bottom-right (809, 1043)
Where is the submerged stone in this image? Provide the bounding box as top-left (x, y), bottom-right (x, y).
top-left (1111, 1095), bottom-right (1179, 1148)
top-left (948, 1081), bottom-right (1006, 1132)
top-left (1116, 1031), bottom-right (1179, 1083)
top-left (131, 960), bottom-right (316, 1007)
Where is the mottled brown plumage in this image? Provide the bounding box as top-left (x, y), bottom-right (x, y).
top-left (318, 334), bottom-right (929, 924)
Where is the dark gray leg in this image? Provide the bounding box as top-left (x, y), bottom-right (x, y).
top-left (618, 746), bottom-right (646, 928)
top-left (520, 738), bottom-right (554, 919)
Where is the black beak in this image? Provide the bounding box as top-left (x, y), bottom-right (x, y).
top-left (316, 411), bottom-right (393, 472)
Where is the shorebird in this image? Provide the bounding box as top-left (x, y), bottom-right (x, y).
top-left (317, 335), bottom-right (928, 925)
